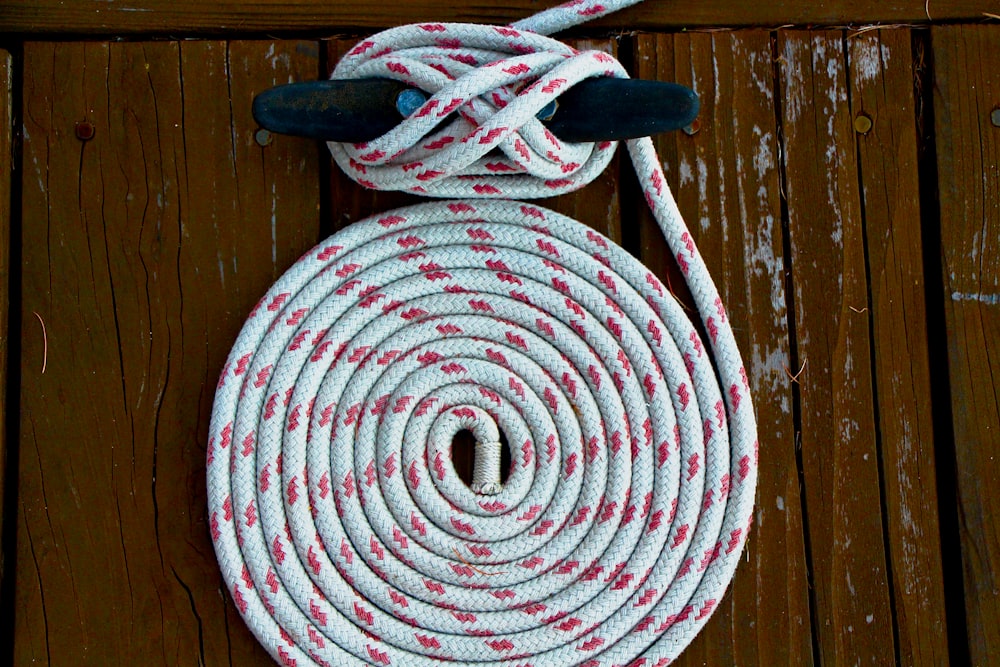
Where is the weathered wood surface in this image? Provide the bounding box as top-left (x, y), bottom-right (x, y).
top-left (0, 48), bottom-right (11, 590)
top-left (3, 0), bottom-right (999, 35)
top-left (932, 24), bottom-right (1000, 665)
top-left (15, 40), bottom-right (320, 665)
top-left (635, 31), bottom-right (812, 666)
top-left (847, 29), bottom-right (949, 665)
top-left (777, 29), bottom-right (946, 664)
top-left (780, 29), bottom-right (901, 663)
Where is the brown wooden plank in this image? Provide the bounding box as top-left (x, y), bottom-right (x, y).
top-left (847, 28), bottom-right (950, 664)
top-left (0, 48), bottom-right (11, 587)
top-left (2, 0), bottom-right (998, 35)
top-left (932, 24), bottom-right (1000, 664)
top-left (326, 37), bottom-right (622, 242)
top-left (635, 31), bottom-right (813, 665)
top-left (778, 30), bottom-right (896, 663)
top-left (15, 39), bottom-right (320, 665)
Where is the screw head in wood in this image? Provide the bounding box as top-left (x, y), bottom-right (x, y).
top-left (75, 121), bottom-right (95, 141)
top-left (854, 113), bottom-right (873, 134)
top-left (255, 128), bottom-right (273, 146)
top-left (991, 107), bottom-right (1000, 128)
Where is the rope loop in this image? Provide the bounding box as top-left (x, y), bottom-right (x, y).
top-left (209, 3), bottom-right (759, 666)
top-left (329, 23), bottom-right (625, 199)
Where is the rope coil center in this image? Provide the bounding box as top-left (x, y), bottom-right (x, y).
top-left (208, 3), bottom-right (759, 666)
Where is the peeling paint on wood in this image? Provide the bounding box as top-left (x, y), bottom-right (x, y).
top-left (779, 29), bottom-right (896, 666)
top-left (848, 28), bottom-right (949, 665)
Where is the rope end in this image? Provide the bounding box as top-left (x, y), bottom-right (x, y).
top-left (471, 440), bottom-right (504, 495)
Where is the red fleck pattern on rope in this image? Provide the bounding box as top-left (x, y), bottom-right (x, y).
top-left (208, 1), bottom-right (758, 665)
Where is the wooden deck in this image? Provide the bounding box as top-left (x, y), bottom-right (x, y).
top-left (1, 2), bottom-right (999, 664)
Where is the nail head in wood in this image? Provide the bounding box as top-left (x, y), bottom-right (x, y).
top-left (75, 120), bottom-right (95, 141)
top-left (991, 107), bottom-right (1000, 128)
top-left (854, 113), bottom-right (873, 134)
top-left (255, 128), bottom-right (273, 146)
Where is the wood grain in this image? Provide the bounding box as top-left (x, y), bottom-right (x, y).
top-left (634, 31), bottom-right (812, 665)
top-left (0, 48), bottom-right (11, 588)
top-left (778, 30), bottom-right (896, 664)
top-left (932, 24), bottom-right (1000, 664)
top-left (2, 0), bottom-right (997, 35)
top-left (847, 28), bottom-right (950, 664)
top-left (15, 40), bottom-right (320, 665)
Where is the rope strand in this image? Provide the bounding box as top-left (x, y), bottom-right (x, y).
top-left (208, 3), bottom-right (758, 666)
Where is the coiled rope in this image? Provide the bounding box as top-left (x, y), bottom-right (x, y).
top-left (207, 1), bottom-right (758, 665)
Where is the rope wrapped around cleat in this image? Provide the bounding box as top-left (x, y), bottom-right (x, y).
top-left (207, 2), bottom-right (758, 665)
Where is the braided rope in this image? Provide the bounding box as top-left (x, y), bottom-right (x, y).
top-left (208, 2), bottom-right (758, 665)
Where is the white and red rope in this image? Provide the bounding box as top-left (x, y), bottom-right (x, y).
top-left (208, 2), bottom-right (758, 665)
